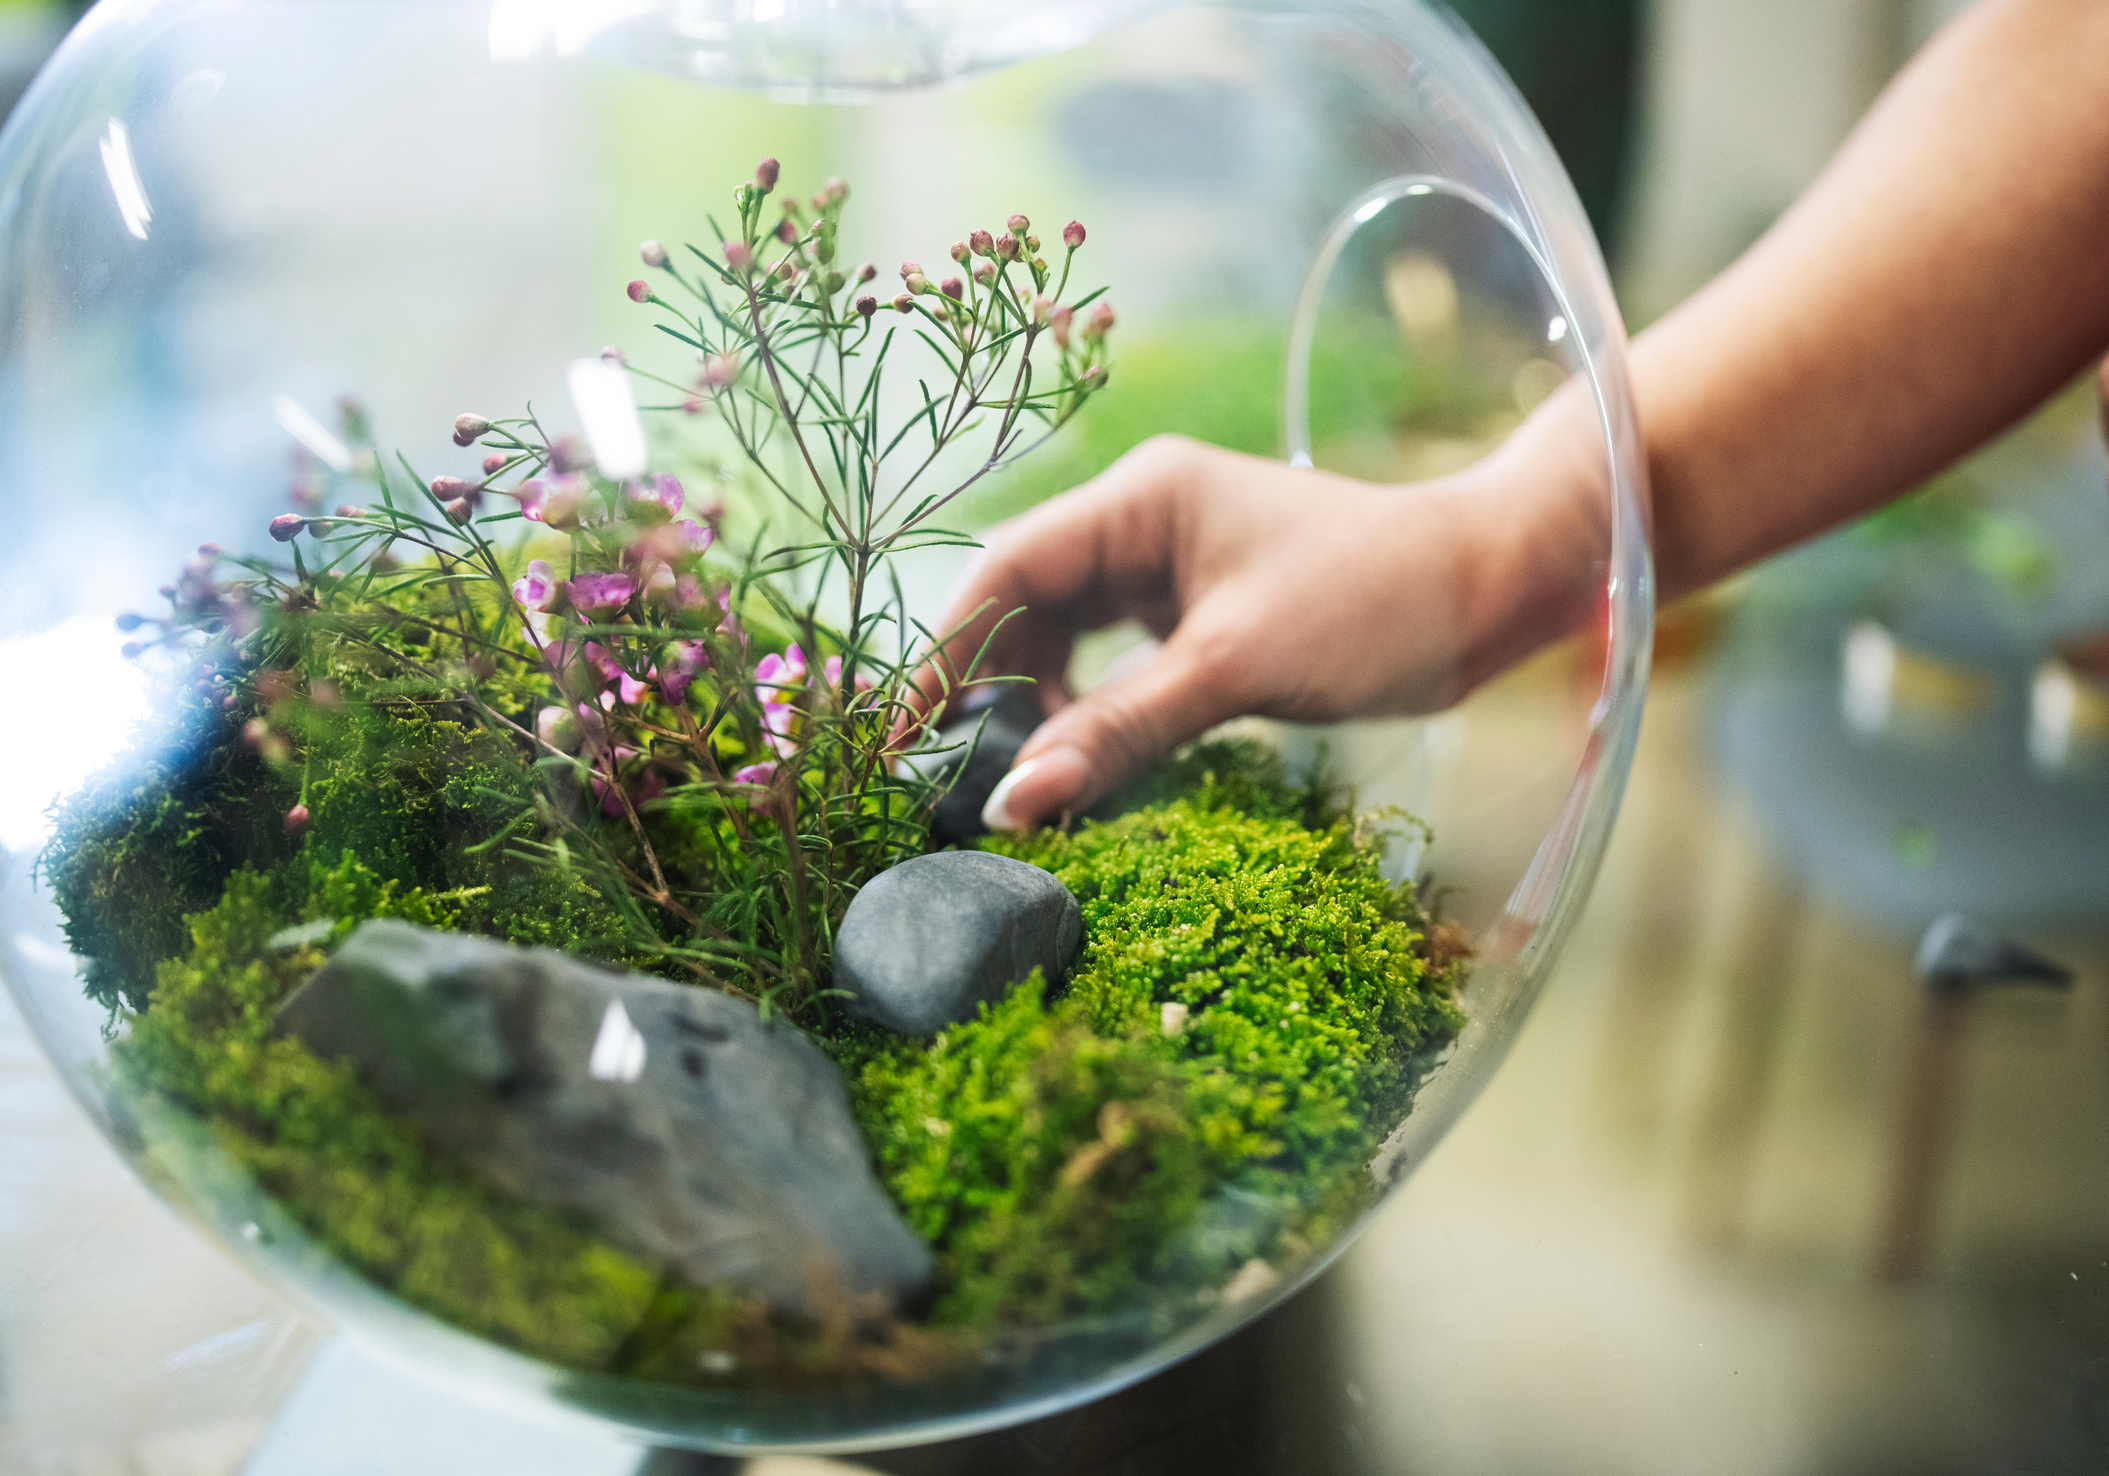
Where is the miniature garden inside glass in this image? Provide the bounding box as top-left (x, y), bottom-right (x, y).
top-left (0, 0), bottom-right (1648, 1451)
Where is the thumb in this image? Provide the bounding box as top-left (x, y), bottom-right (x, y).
top-left (979, 635), bottom-right (1240, 830)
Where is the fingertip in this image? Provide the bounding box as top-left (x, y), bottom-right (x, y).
top-left (982, 745), bottom-right (1088, 831)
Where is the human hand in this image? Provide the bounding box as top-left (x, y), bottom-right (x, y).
top-left (919, 423), bottom-right (1604, 830)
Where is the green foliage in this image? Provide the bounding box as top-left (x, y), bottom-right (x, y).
top-left (42, 697), bottom-right (297, 1013)
top-left (850, 742), bottom-right (1463, 1328)
top-left (119, 856), bottom-right (677, 1370)
top-left (854, 975), bottom-right (1213, 1327)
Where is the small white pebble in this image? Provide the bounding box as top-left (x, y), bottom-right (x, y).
top-left (1160, 1001), bottom-right (1189, 1037)
top-left (1223, 1257), bottom-right (1280, 1304)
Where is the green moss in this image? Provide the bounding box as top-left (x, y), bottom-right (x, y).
top-left (846, 741), bottom-right (1463, 1328)
top-left (52, 676), bottom-right (1462, 1373)
top-left (118, 856), bottom-right (676, 1369)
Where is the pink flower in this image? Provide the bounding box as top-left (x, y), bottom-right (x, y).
top-left (284, 803), bottom-right (310, 835)
top-left (822, 655), bottom-right (875, 699)
top-left (268, 514), bottom-right (306, 542)
top-left (591, 748), bottom-right (663, 817)
top-left (1051, 305), bottom-right (1073, 348)
top-left (624, 473), bottom-right (684, 524)
top-left (754, 643), bottom-right (808, 755)
top-left (585, 641), bottom-right (654, 705)
top-left (511, 478), bottom-right (549, 521)
top-left (628, 279), bottom-right (652, 303)
top-left (512, 558), bottom-right (557, 612)
top-left (660, 641), bottom-right (711, 705)
top-left (566, 571), bottom-right (637, 618)
top-left (701, 353), bottom-right (739, 391)
top-left (1083, 301), bottom-right (1116, 340)
top-left (733, 761), bottom-right (779, 812)
top-left (1063, 220), bottom-right (1086, 249)
top-left (538, 475), bottom-right (586, 530)
top-left (754, 156), bottom-right (780, 192)
top-left (453, 413), bottom-right (491, 446)
top-left (725, 240), bottom-right (753, 271)
top-left (969, 231), bottom-right (994, 258)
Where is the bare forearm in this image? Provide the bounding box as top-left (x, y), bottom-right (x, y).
top-left (1632, 0), bottom-right (2109, 599)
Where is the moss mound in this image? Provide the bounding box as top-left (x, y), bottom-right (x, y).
top-left (48, 696), bottom-right (1463, 1380)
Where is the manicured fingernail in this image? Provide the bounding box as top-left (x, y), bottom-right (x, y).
top-left (981, 761), bottom-right (1039, 831)
top-left (981, 745), bottom-right (1087, 831)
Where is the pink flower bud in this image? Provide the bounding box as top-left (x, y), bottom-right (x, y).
top-left (855, 294), bottom-right (878, 318)
top-left (701, 352), bottom-right (740, 390)
top-left (627, 279), bottom-right (652, 303)
top-left (284, 803), bottom-right (310, 835)
top-left (899, 260), bottom-right (922, 280)
top-left (905, 272), bottom-right (929, 296)
top-left (1025, 235), bottom-right (1041, 254)
top-left (452, 412), bottom-right (491, 446)
top-left (941, 276), bottom-right (964, 300)
top-left (969, 230), bottom-right (995, 258)
top-left (774, 218), bottom-right (797, 244)
top-left (1050, 305), bottom-right (1073, 348)
top-left (929, 300), bottom-right (950, 321)
top-left (974, 260), bottom-right (997, 285)
top-left (640, 239), bottom-right (669, 268)
top-left (444, 497), bottom-right (474, 525)
top-left (1032, 293), bottom-right (1052, 324)
top-left (537, 706), bottom-right (583, 753)
top-left (775, 257), bottom-right (799, 283)
top-left (725, 240), bottom-right (753, 270)
top-left (483, 454), bottom-right (507, 474)
top-left (1007, 213), bottom-right (1030, 234)
top-left (995, 232), bottom-right (1020, 261)
top-left (335, 504), bottom-right (367, 518)
top-left (754, 156), bottom-right (780, 193)
top-left (950, 241), bottom-right (970, 264)
top-left (268, 514), bottom-right (306, 542)
top-left (1082, 364), bottom-right (1107, 387)
top-left (601, 345), bottom-right (626, 364)
top-left (823, 176), bottom-right (848, 204)
top-left (892, 293), bottom-right (915, 313)
top-left (430, 475), bottom-right (475, 501)
top-left (1063, 220), bottom-right (1086, 249)
top-left (1084, 301), bottom-right (1116, 339)
top-left (856, 262), bottom-right (877, 283)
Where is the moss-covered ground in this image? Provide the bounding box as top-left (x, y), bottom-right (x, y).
top-left (45, 681), bottom-right (1462, 1385)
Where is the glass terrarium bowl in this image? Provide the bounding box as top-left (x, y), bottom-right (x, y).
top-left (0, 0), bottom-right (1650, 1455)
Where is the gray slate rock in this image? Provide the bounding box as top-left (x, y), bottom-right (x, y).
top-left (276, 919), bottom-right (932, 1317)
top-left (836, 850), bottom-right (1082, 1035)
top-left (920, 685), bottom-right (1044, 843)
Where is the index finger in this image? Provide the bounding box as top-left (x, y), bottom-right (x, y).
top-left (907, 441), bottom-right (1189, 722)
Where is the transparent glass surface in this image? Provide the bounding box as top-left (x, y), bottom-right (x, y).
top-left (0, 0), bottom-right (1650, 1453)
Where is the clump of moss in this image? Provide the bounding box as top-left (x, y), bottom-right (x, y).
top-left (847, 739), bottom-right (1464, 1328)
top-left (51, 692), bottom-right (1463, 1377)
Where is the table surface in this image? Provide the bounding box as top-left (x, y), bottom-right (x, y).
top-left (4, 648), bottom-right (2107, 1476)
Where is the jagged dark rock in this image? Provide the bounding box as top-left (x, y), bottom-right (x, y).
top-left (276, 919), bottom-right (933, 1317)
top-left (835, 850), bottom-right (1082, 1036)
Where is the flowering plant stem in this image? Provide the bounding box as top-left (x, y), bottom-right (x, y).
top-left (136, 158), bottom-right (1114, 1025)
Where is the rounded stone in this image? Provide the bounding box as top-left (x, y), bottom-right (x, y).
top-left (835, 850), bottom-right (1083, 1035)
